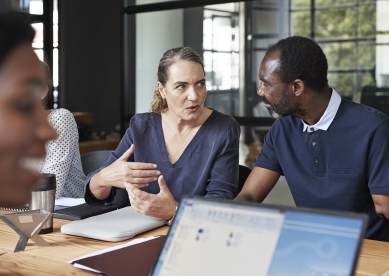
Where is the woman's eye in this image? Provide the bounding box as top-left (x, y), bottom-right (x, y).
top-left (12, 98), bottom-right (36, 114)
top-left (197, 81), bottom-right (205, 87)
top-left (176, 85), bottom-right (185, 90)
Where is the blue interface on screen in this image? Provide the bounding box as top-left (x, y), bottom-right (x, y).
top-left (152, 198), bottom-right (364, 276)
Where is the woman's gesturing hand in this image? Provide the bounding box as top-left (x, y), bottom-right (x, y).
top-left (125, 175), bottom-right (177, 220)
top-left (99, 144), bottom-right (161, 189)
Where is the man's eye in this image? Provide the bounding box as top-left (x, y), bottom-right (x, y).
top-left (176, 85), bottom-right (185, 90)
top-left (197, 82), bottom-right (205, 87)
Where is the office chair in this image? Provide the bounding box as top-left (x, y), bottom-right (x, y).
top-left (238, 165), bottom-right (252, 192)
top-left (81, 150), bottom-right (129, 206)
top-left (81, 150), bottom-right (111, 176)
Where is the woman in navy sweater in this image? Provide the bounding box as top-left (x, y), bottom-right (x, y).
top-left (85, 47), bottom-right (240, 224)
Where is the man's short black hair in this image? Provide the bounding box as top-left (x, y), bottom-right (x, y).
top-left (0, 12), bottom-right (35, 68)
top-left (267, 36), bottom-right (328, 92)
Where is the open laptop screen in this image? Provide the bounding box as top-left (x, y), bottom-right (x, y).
top-left (151, 196), bottom-right (367, 276)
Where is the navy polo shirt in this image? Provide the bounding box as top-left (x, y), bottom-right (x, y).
top-left (256, 99), bottom-right (389, 241)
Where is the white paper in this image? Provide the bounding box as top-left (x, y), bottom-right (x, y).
top-left (55, 197), bottom-right (85, 207)
top-left (72, 263), bottom-right (102, 274)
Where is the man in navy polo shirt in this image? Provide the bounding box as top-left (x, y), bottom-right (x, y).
top-left (235, 36), bottom-right (389, 241)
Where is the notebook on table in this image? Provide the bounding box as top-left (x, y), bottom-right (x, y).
top-left (151, 196), bottom-right (368, 276)
top-left (61, 206), bottom-right (166, 242)
top-left (54, 203), bottom-right (127, 221)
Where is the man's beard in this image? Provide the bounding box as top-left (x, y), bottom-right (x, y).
top-left (263, 87), bottom-right (298, 119)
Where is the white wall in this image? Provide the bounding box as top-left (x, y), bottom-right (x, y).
top-left (376, 0), bottom-right (389, 87)
top-left (136, 0), bottom-right (183, 112)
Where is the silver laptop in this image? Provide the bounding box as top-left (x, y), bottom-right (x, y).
top-left (151, 196), bottom-right (368, 276)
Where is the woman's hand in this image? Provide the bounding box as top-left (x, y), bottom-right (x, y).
top-left (125, 175), bottom-right (177, 220)
top-left (89, 144), bottom-right (161, 200)
top-left (98, 144), bottom-right (161, 189)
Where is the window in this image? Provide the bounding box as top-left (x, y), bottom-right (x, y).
top-left (203, 3), bottom-right (240, 116)
top-left (11, 0), bottom-right (58, 109)
top-left (291, 0), bottom-right (382, 104)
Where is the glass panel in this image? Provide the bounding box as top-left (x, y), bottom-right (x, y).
top-left (376, 43), bottom-right (389, 87)
top-left (361, 81), bottom-right (389, 116)
top-left (203, 18), bottom-right (212, 50)
top-left (291, 0), bottom-right (310, 9)
top-left (316, 8), bottom-right (356, 38)
top-left (212, 53), bottom-right (233, 90)
top-left (53, 0), bottom-right (59, 48)
top-left (291, 11), bottom-right (310, 37)
top-left (328, 72), bottom-right (354, 99)
top-left (252, 51), bottom-right (266, 87)
top-left (205, 91), bottom-right (238, 116)
top-left (204, 51), bottom-right (238, 90)
top-left (253, 38), bottom-right (278, 50)
top-left (204, 9), bottom-right (231, 18)
top-left (53, 90), bottom-right (59, 103)
top-left (319, 42), bottom-right (355, 69)
top-left (377, 0), bottom-right (389, 32)
top-left (53, 48), bottom-right (59, 87)
top-left (31, 23), bottom-right (44, 49)
top-left (360, 72), bottom-right (376, 90)
top-left (358, 41), bottom-right (375, 68)
top-left (232, 52), bottom-right (239, 89)
top-left (212, 17), bottom-right (233, 52)
top-left (203, 51), bottom-right (214, 90)
top-left (206, 3), bottom-right (236, 12)
top-left (358, 4), bottom-right (376, 37)
top-left (29, 0), bottom-right (43, 15)
top-left (316, 0), bottom-right (354, 6)
top-left (252, 10), bottom-right (280, 35)
top-left (34, 49), bottom-right (44, 61)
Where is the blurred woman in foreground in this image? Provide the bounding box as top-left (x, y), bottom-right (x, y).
top-left (0, 13), bottom-right (57, 207)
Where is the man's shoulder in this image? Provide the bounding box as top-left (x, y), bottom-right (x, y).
top-left (338, 99), bottom-right (389, 125)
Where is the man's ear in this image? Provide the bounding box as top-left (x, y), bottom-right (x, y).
top-left (157, 82), bottom-right (165, 98)
top-left (292, 79), bottom-right (304, 96)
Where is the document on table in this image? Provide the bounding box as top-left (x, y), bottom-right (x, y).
top-left (55, 197), bottom-right (85, 210)
top-left (69, 236), bottom-right (165, 276)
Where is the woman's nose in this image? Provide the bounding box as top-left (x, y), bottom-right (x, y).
top-left (187, 87), bottom-right (199, 101)
top-left (36, 109), bottom-right (58, 142)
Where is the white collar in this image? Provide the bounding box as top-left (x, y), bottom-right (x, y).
top-left (302, 88), bottom-right (341, 133)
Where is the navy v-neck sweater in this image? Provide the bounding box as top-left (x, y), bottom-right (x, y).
top-left (85, 110), bottom-right (240, 205)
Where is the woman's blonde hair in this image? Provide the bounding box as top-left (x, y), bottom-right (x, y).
top-left (150, 46), bottom-right (205, 113)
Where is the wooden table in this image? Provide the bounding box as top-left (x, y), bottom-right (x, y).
top-left (0, 213), bottom-right (168, 275)
top-left (0, 213), bottom-right (388, 276)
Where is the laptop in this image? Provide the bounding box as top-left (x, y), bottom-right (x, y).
top-left (150, 196), bottom-right (368, 276)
